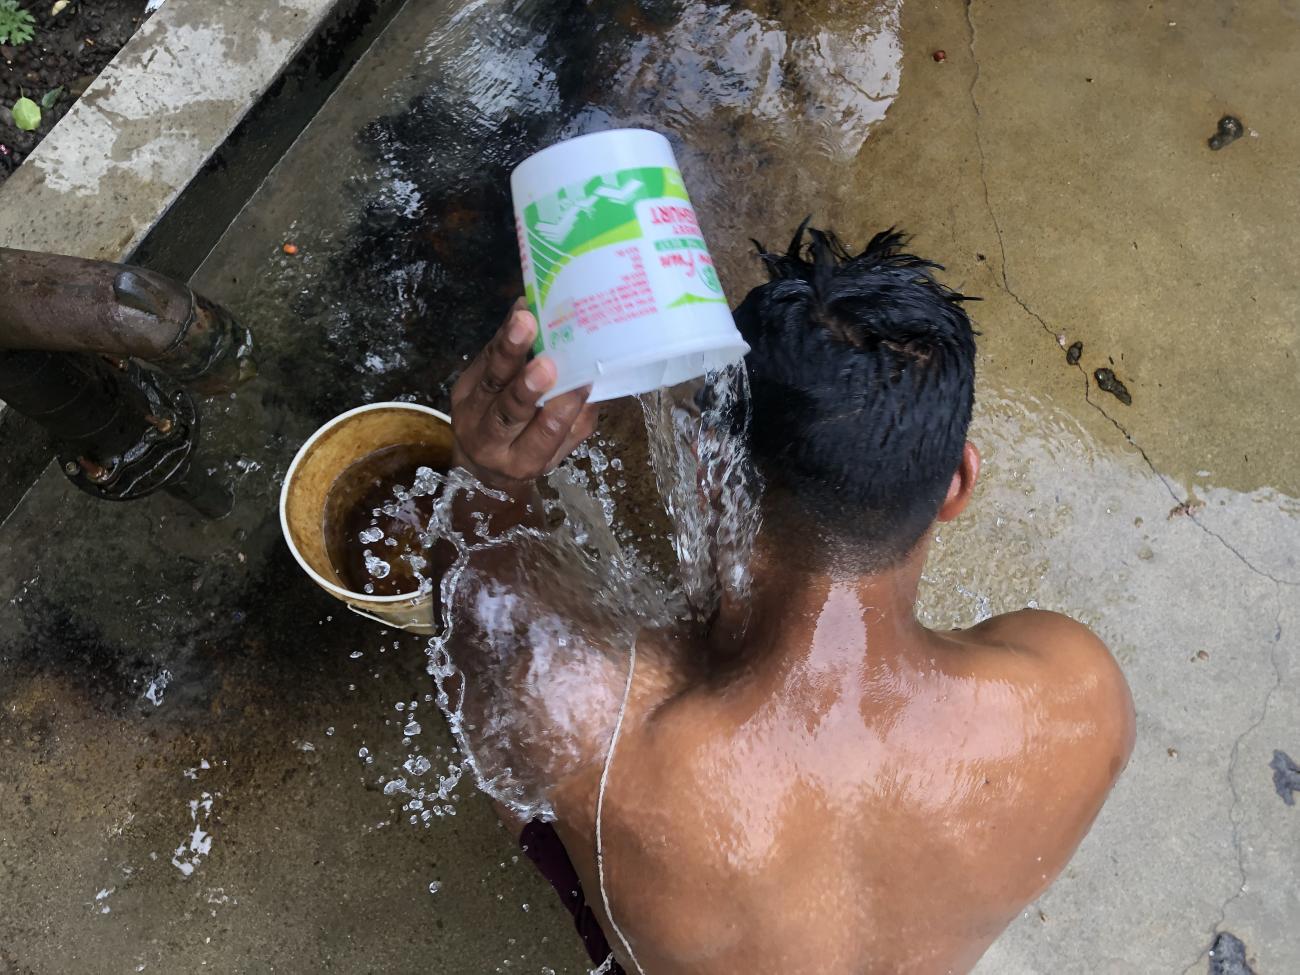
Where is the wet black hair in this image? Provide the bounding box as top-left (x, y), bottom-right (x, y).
top-left (734, 222), bottom-right (978, 568)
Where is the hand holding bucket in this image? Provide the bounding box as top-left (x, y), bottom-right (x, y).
top-left (511, 129), bottom-right (749, 402)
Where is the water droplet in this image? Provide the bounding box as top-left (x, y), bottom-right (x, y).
top-left (404, 755), bottom-right (432, 776)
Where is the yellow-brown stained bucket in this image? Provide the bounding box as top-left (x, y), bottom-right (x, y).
top-left (279, 403), bottom-right (452, 633)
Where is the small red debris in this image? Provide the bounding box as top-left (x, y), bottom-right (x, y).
top-left (932, 50), bottom-right (946, 62)
top-left (282, 242), bottom-right (299, 256)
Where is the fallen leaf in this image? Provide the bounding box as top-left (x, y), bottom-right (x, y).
top-left (11, 97), bottom-right (40, 132)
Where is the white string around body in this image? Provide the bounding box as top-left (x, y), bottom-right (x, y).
top-left (594, 637), bottom-right (645, 975)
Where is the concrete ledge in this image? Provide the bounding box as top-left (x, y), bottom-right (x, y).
top-left (0, 0), bottom-right (404, 524)
top-left (131, 0), bottom-right (405, 281)
top-left (0, 0), bottom-right (340, 261)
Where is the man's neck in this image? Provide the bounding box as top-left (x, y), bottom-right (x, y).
top-left (707, 525), bottom-right (934, 678)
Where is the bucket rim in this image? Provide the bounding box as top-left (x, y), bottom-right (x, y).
top-left (279, 401), bottom-right (451, 605)
top-left (540, 336), bottom-right (751, 403)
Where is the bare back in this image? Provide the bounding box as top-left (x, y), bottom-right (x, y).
top-left (549, 598), bottom-right (1135, 975)
top-left (439, 299), bottom-right (1134, 974)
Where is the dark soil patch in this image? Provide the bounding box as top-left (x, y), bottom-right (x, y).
top-left (1, 0), bottom-right (149, 185)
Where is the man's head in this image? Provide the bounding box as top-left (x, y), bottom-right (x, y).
top-left (734, 223), bottom-right (979, 570)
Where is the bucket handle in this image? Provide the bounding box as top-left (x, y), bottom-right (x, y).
top-left (345, 603), bottom-right (436, 633)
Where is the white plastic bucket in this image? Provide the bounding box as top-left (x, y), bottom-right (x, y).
top-left (511, 128), bottom-right (749, 402)
top-left (279, 403), bottom-right (452, 634)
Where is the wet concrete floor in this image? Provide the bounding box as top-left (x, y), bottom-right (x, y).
top-left (1, 0), bottom-right (1297, 972)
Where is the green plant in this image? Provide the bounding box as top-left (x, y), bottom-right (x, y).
top-left (0, 1), bottom-right (36, 46)
top-left (6, 86), bottom-right (59, 133)
top-left (10, 95), bottom-right (39, 131)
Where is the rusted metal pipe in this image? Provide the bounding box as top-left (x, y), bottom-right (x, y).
top-left (0, 247), bottom-right (255, 394)
top-left (0, 349), bottom-right (155, 460)
top-left (0, 348), bottom-right (231, 516)
top-left (0, 248), bottom-right (250, 518)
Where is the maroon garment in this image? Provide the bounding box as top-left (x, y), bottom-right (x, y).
top-left (520, 819), bottom-right (627, 973)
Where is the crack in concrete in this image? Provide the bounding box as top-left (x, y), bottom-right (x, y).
top-left (1179, 598), bottom-right (1286, 975)
top-left (1185, 513), bottom-right (1300, 587)
top-left (962, 1), bottom-right (1297, 590)
top-left (964, 5), bottom-right (1294, 972)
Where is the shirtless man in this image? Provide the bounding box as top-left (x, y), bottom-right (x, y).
top-left (446, 226), bottom-right (1135, 974)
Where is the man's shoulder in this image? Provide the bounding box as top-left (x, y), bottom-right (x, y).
top-left (973, 607), bottom-right (1112, 667)
top-left (971, 608), bottom-right (1135, 749)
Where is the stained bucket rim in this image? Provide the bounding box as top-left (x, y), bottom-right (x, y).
top-left (279, 401), bottom-right (451, 606)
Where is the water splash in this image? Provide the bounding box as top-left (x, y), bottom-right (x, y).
top-left (171, 764), bottom-right (220, 879)
top-left (341, 367), bottom-right (762, 826)
top-left (418, 463), bottom-right (668, 820)
top-left (343, 366), bottom-right (759, 973)
top-left (142, 668), bottom-right (173, 707)
top-left (639, 363), bottom-right (762, 625)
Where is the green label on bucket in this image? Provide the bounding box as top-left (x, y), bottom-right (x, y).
top-left (522, 166), bottom-right (691, 310)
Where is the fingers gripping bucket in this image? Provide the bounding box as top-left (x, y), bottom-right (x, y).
top-left (280, 403), bottom-right (451, 633)
top-left (511, 128), bottom-right (750, 402)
